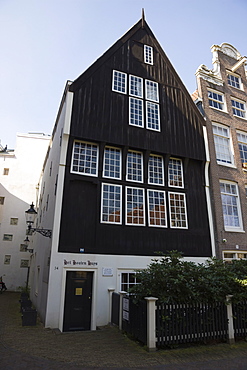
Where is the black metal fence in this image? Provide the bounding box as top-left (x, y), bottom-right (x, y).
top-left (122, 296), bottom-right (147, 345)
top-left (156, 301), bottom-right (228, 346)
top-left (233, 301), bottom-right (247, 338)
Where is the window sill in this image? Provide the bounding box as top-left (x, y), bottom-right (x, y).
top-left (224, 228), bottom-right (245, 233)
top-left (217, 162), bottom-right (236, 169)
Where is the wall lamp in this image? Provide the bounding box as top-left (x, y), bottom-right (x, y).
top-left (24, 236), bottom-right (34, 253)
top-left (25, 202), bottom-right (52, 238)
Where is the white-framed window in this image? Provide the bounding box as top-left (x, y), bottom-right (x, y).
top-left (129, 97), bottom-right (144, 127)
top-left (3, 234), bottom-right (13, 241)
top-left (10, 218), bottom-right (18, 225)
top-left (237, 131), bottom-right (247, 168)
top-left (112, 70), bottom-right (127, 94)
top-left (208, 90), bottom-right (225, 111)
top-left (120, 271), bottom-right (139, 292)
top-left (212, 123), bottom-right (234, 165)
top-left (146, 101), bottom-right (160, 131)
top-left (231, 98), bottom-right (246, 119)
top-left (148, 154), bottom-right (164, 185)
top-left (220, 180), bottom-right (243, 231)
top-left (168, 192), bottom-right (188, 229)
top-left (103, 147), bottom-right (121, 179)
top-left (223, 251), bottom-right (247, 262)
top-left (4, 255), bottom-right (11, 265)
top-left (126, 187), bottom-right (145, 226)
top-left (227, 73), bottom-right (241, 89)
top-left (147, 190), bottom-right (167, 227)
top-left (71, 141), bottom-right (98, 176)
top-left (0, 197), bottom-right (4, 205)
top-left (101, 183), bottom-right (122, 224)
top-left (129, 75), bottom-right (143, 98)
top-left (126, 151), bottom-right (143, 183)
top-left (145, 80), bottom-right (159, 102)
top-left (168, 158), bottom-right (184, 188)
top-left (144, 45), bottom-right (153, 65)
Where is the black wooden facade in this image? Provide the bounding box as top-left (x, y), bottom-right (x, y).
top-left (58, 19), bottom-right (212, 257)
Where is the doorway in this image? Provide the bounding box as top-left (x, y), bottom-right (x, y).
top-left (63, 270), bottom-right (93, 331)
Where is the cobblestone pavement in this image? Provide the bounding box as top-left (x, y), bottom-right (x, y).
top-left (1, 292), bottom-right (247, 369)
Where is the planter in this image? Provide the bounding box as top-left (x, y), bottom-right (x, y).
top-left (22, 307), bottom-right (37, 326)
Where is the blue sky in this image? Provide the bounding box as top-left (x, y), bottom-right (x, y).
top-left (1, 0), bottom-right (247, 149)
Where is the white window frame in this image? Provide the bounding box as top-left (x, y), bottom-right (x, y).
top-left (112, 70), bottom-right (127, 94)
top-left (71, 141), bottom-right (99, 177)
top-left (144, 45), bottom-right (153, 65)
top-left (126, 186), bottom-right (145, 226)
top-left (103, 146), bottom-right (122, 179)
top-left (223, 251), bottom-right (247, 262)
top-left (168, 158), bottom-right (184, 188)
top-left (220, 180), bottom-right (243, 232)
top-left (208, 89), bottom-right (226, 111)
top-left (126, 151), bottom-right (143, 183)
top-left (237, 130), bottom-right (247, 168)
top-left (129, 75), bottom-right (143, 98)
top-left (145, 80), bottom-right (159, 102)
top-left (212, 123), bottom-right (234, 166)
top-left (227, 72), bottom-right (242, 90)
top-left (101, 183), bottom-right (122, 224)
top-left (118, 270), bottom-right (141, 292)
top-left (148, 154), bottom-right (164, 185)
top-left (168, 192), bottom-right (188, 229)
top-left (129, 97), bottom-right (144, 128)
top-left (231, 97), bottom-right (246, 119)
top-left (146, 101), bottom-right (160, 131)
top-left (147, 189), bottom-right (167, 228)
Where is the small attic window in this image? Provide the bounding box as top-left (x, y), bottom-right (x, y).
top-left (144, 45), bottom-right (153, 65)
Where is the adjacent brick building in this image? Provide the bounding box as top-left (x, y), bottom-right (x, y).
top-left (194, 43), bottom-right (247, 261)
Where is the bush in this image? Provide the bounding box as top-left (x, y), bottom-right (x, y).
top-left (129, 251), bottom-right (247, 304)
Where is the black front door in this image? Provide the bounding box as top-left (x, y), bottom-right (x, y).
top-left (63, 271), bottom-right (93, 331)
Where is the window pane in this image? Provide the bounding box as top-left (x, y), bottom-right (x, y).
top-left (220, 181), bottom-right (241, 229)
top-left (169, 192), bottom-right (188, 228)
top-left (144, 45), bottom-right (153, 65)
top-left (148, 155), bottom-right (164, 185)
top-left (212, 124), bottom-right (232, 164)
top-left (129, 97), bottom-right (144, 127)
top-left (231, 99), bottom-right (246, 118)
top-left (126, 187), bottom-right (145, 225)
top-left (208, 90), bottom-right (224, 110)
top-left (228, 74), bottom-right (240, 89)
top-left (101, 184), bottom-right (122, 224)
top-left (129, 75), bottom-right (143, 98)
top-left (103, 147), bottom-right (121, 179)
top-left (148, 190), bottom-right (167, 227)
top-left (145, 80), bottom-right (159, 102)
top-left (168, 158), bottom-right (183, 187)
top-left (146, 101), bottom-right (160, 131)
top-left (126, 151), bottom-right (143, 182)
top-left (112, 70), bottom-right (127, 94)
top-left (71, 141), bottom-right (98, 176)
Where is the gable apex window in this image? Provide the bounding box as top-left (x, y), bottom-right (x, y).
top-left (144, 45), bottom-right (153, 65)
top-left (112, 70), bottom-right (127, 94)
top-left (71, 141), bottom-right (98, 176)
top-left (231, 98), bottom-right (246, 119)
top-left (227, 72), bottom-right (241, 89)
top-left (208, 89), bottom-right (225, 111)
top-left (212, 123), bottom-right (234, 165)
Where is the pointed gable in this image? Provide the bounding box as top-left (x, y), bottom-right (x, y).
top-left (69, 18), bottom-right (205, 161)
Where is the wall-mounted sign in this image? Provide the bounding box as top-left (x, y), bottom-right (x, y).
top-left (102, 267), bottom-right (113, 276)
top-left (63, 259), bottom-right (98, 266)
